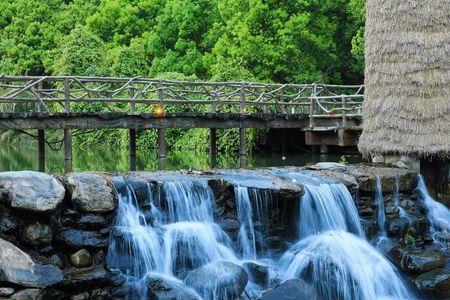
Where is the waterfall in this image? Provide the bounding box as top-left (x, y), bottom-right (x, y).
top-left (375, 176), bottom-right (387, 238)
top-left (279, 171), bottom-right (418, 300)
top-left (416, 175), bottom-right (450, 247)
top-left (283, 172), bottom-right (363, 238)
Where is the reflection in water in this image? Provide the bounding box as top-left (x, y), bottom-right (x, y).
top-left (0, 142), bottom-right (362, 172)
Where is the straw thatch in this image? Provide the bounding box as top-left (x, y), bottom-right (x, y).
top-left (358, 0), bottom-right (450, 158)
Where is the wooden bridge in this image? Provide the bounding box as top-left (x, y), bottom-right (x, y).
top-left (0, 75), bottom-right (364, 172)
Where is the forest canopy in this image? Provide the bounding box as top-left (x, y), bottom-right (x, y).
top-left (0, 0), bottom-right (365, 153)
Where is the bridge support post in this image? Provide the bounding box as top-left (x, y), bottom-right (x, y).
top-left (281, 129), bottom-right (287, 157)
top-left (158, 128), bottom-right (166, 170)
top-left (64, 129), bottom-right (72, 173)
top-left (129, 129), bottom-right (136, 171)
top-left (239, 128), bottom-right (247, 168)
top-left (38, 130), bottom-right (45, 172)
top-left (209, 128), bottom-right (217, 168)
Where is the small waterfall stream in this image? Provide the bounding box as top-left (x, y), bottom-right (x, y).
top-left (107, 171), bottom-right (420, 300)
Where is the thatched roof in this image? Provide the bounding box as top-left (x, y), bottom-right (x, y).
top-left (358, 0), bottom-right (450, 158)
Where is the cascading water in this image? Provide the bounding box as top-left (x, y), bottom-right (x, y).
top-left (278, 171), bottom-right (418, 300)
top-left (108, 171), bottom-right (420, 300)
top-left (375, 176), bottom-right (387, 238)
top-left (416, 174), bottom-right (450, 248)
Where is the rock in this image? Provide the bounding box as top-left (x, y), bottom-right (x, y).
top-left (77, 214), bottom-right (108, 230)
top-left (9, 289), bottom-right (43, 300)
top-left (359, 207), bottom-right (375, 217)
top-left (70, 249), bottom-right (93, 268)
top-left (22, 222), bottom-right (52, 245)
top-left (91, 289), bottom-right (109, 300)
top-left (308, 162), bottom-right (347, 172)
top-left (218, 219), bottom-right (240, 234)
top-left (387, 217), bottom-right (410, 237)
top-left (71, 292), bottom-right (90, 300)
top-left (0, 287), bottom-right (14, 297)
top-left (56, 229), bottom-right (107, 249)
top-left (68, 173), bottom-right (116, 213)
top-left (243, 262), bottom-right (270, 287)
top-left (388, 247), bottom-right (445, 274)
top-left (0, 238), bottom-right (62, 287)
top-left (414, 268), bottom-right (450, 299)
top-left (58, 266), bottom-right (112, 291)
top-left (0, 171), bottom-right (65, 213)
top-left (94, 250), bottom-right (105, 265)
top-left (0, 210), bottom-right (20, 233)
top-left (261, 279), bottom-right (318, 300)
top-left (346, 165), bottom-right (417, 193)
top-left (185, 261), bottom-right (248, 299)
top-left (50, 254), bottom-right (64, 269)
top-left (147, 273), bottom-right (201, 300)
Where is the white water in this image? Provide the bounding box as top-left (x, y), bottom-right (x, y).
top-left (108, 171), bottom-right (419, 300)
top-left (416, 175), bottom-right (450, 248)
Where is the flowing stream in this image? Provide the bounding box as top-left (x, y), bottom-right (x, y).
top-left (107, 171), bottom-right (420, 300)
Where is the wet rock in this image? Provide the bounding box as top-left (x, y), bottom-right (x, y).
top-left (388, 247), bottom-right (445, 274)
top-left (346, 165), bottom-right (417, 193)
top-left (0, 287), bottom-right (15, 297)
top-left (50, 254), bottom-right (64, 269)
top-left (218, 219), bottom-right (240, 234)
top-left (68, 173), bottom-right (116, 213)
top-left (261, 279), bottom-right (318, 300)
top-left (9, 289), bottom-right (43, 300)
top-left (308, 162), bottom-right (347, 172)
top-left (185, 261), bottom-right (248, 299)
top-left (71, 292), bottom-right (90, 300)
top-left (77, 214), bottom-right (108, 230)
top-left (0, 210), bottom-right (20, 233)
top-left (146, 273), bottom-right (201, 300)
top-left (243, 262), bottom-right (270, 287)
top-left (58, 266), bottom-right (112, 291)
top-left (0, 171), bottom-right (65, 213)
top-left (56, 229), bottom-right (107, 249)
top-left (22, 222), bottom-right (52, 245)
top-left (70, 249), bottom-right (93, 268)
top-left (387, 217), bottom-right (411, 237)
top-left (91, 289), bottom-right (109, 300)
top-left (359, 207), bottom-right (375, 217)
top-left (0, 238), bottom-right (62, 287)
top-left (414, 268), bottom-right (450, 299)
top-left (94, 250), bottom-right (105, 265)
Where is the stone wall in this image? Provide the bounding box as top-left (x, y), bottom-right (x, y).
top-left (0, 164), bottom-right (448, 299)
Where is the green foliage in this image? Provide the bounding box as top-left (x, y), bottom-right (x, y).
top-left (0, 0), bottom-right (366, 154)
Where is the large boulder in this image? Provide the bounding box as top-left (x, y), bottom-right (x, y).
top-left (56, 229), bottom-right (107, 249)
top-left (0, 238), bottom-right (63, 287)
top-left (388, 247), bottom-right (445, 274)
top-left (261, 279), bottom-right (318, 300)
top-left (147, 273), bottom-right (201, 300)
top-left (414, 268), bottom-right (450, 299)
top-left (9, 289), bottom-right (43, 300)
top-left (69, 249), bottom-right (93, 268)
top-left (242, 262), bottom-right (270, 287)
top-left (68, 173), bottom-right (116, 213)
top-left (57, 266), bottom-right (117, 292)
top-left (0, 171), bottom-right (65, 213)
top-left (184, 261), bottom-right (248, 300)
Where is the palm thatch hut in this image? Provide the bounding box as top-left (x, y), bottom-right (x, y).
top-left (359, 0), bottom-right (450, 199)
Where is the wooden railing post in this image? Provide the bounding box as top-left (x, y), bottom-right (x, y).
top-left (37, 80), bottom-right (45, 172)
top-left (64, 78), bottom-right (72, 173)
top-left (342, 96), bottom-right (347, 128)
top-left (129, 81), bottom-right (136, 171)
top-left (309, 84), bottom-right (317, 128)
top-left (239, 83), bottom-right (247, 167)
top-left (157, 80), bottom-right (165, 170)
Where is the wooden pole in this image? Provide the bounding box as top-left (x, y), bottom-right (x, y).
top-left (64, 79), bottom-right (72, 173)
top-left (158, 128), bottom-right (166, 170)
top-left (281, 129), bottom-right (287, 157)
top-left (239, 83), bottom-right (247, 168)
top-left (38, 130), bottom-right (45, 172)
top-left (210, 128), bottom-right (217, 168)
top-left (342, 96), bottom-right (347, 128)
top-left (129, 82), bottom-right (136, 171)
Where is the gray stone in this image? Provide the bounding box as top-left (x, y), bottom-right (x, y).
top-left (50, 254), bottom-right (64, 269)
top-left (414, 268), bottom-right (450, 299)
top-left (388, 247), bottom-right (445, 274)
top-left (262, 279), bottom-right (318, 300)
top-left (185, 261), bottom-right (248, 299)
top-left (0, 238), bottom-right (62, 287)
top-left (147, 273), bottom-right (201, 300)
top-left (77, 214), bottom-right (108, 230)
top-left (71, 292), bottom-right (90, 300)
top-left (59, 266), bottom-right (111, 291)
top-left (69, 249), bottom-right (93, 268)
top-left (22, 222), bottom-right (52, 245)
top-left (68, 173), bottom-right (116, 213)
top-left (243, 262), bottom-right (270, 287)
top-left (56, 229), bottom-right (107, 249)
top-left (0, 171), bottom-right (65, 213)
top-left (0, 287), bottom-right (14, 297)
top-left (9, 289), bottom-right (43, 300)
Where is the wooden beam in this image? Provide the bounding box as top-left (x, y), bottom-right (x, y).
top-left (38, 130), bottom-right (45, 172)
top-left (209, 128), bottom-right (217, 168)
top-left (129, 129), bottom-right (136, 171)
top-left (158, 128), bottom-right (166, 170)
top-left (64, 129), bottom-right (72, 173)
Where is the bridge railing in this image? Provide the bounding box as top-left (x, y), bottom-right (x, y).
top-left (0, 75), bottom-right (364, 122)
